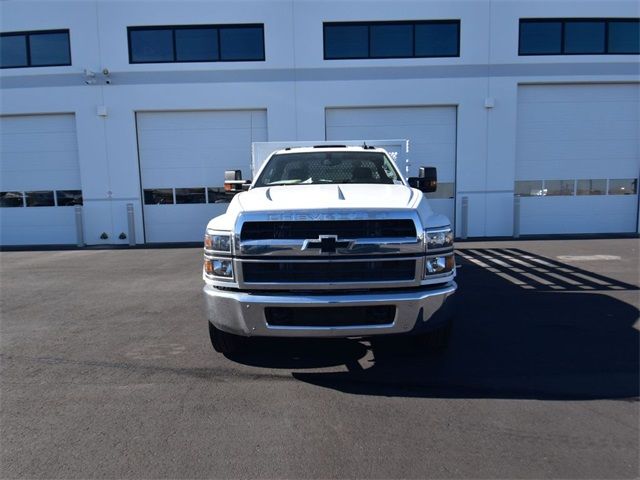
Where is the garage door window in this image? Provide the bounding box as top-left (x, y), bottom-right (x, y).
top-left (175, 188), bottom-right (206, 204)
top-left (25, 191), bottom-right (55, 207)
top-left (144, 188), bottom-right (174, 205)
top-left (0, 29), bottom-right (71, 68)
top-left (545, 180), bottom-right (575, 196)
top-left (576, 179), bottom-right (607, 196)
top-left (609, 179), bottom-right (638, 195)
top-left (0, 192), bottom-right (24, 207)
top-left (208, 188), bottom-right (231, 204)
top-left (56, 190), bottom-right (83, 206)
top-left (515, 180), bottom-right (545, 196)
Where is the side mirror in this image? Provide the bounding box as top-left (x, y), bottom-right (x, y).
top-left (407, 166), bottom-right (437, 193)
top-left (224, 170), bottom-right (251, 192)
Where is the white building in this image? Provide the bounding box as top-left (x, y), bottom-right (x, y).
top-left (1, 0), bottom-right (638, 246)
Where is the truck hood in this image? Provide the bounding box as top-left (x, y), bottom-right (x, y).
top-left (236, 184), bottom-right (422, 212)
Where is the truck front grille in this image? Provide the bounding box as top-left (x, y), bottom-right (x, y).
top-left (242, 260), bottom-right (416, 283)
top-left (265, 305), bottom-right (396, 327)
top-left (241, 220), bottom-right (416, 240)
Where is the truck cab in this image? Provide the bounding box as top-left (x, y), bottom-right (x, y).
top-left (203, 145), bottom-right (456, 354)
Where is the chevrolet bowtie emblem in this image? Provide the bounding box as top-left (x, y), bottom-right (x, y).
top-left (302, 235), bottom-right (354, 254)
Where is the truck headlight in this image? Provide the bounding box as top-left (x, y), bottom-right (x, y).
top-left (205, 258), bottom-right (234, 278)
top-left (425, 254), bottom-right (455, 277)
top-left (425, 227), bottom-right (454, 251)
top-left (205, 232), bottom-right (231, 253)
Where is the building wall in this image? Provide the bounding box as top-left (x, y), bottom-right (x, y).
top-left (1, 0), bottom-right (638, 244)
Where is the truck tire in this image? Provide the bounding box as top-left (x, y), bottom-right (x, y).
top-left (208, 322), bottom-right (245, 355)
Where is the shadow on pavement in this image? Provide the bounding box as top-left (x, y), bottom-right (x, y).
top-left (229, 248), bottom-right (640, 400)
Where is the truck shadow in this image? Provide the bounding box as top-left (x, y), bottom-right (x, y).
top-left (229, 248), bottom-right (639, 400)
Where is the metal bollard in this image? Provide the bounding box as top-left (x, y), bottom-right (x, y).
top-left (460, 196), bottom-right (469, 240)
top-left (126, 203), bottom-right (136, 246)
top-left (513, 195), bottom-right (521, 239)
top-left (74, 205), bottom-right (84, 247)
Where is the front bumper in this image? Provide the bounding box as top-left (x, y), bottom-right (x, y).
top-left (204, 282), bottom-right (457, 338)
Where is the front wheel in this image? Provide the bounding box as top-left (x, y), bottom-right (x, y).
top-left (208, 322), bottom-right (246, 355)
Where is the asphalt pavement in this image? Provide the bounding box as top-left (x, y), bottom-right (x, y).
top-left (1, 238), bottom-right (638, 479)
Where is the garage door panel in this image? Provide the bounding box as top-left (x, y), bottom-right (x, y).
top-left (520, 197), bottom-right (637, 235)
top-left (1, 170), bottom-right (81, 192)
top-left (1, 209), bottom-right (78, 245)
top-left (137, 110), bottom-right (266, 243)
top-left (139, 129), bottom-right (252, 150)
top-left (1, 132), bottom-right (78, 154)
top-left (1, 151), bottom-right (80, 177)
top-left (138, 110), bottom-right (261, 130)
top-left (327, 124), bottom-right (456, 145)
top-left (139, 149), bottom-right (246, 169)
top-left (141, 169), bottom-right (238, 187)
top-left (327, 107), bottom-right (455, 126)
top-left (518, 121), bottom-right (638, 143)
top-left (516, 84), bottom-right (639, 234)
top-left (519, 102), bottom-right (639, 124)
top-left (0, 114), bottom-right (76, 133)
top-left (519, 84), bottom-right (639, 103)
top-left (138, 204), bottom-right (229, 244)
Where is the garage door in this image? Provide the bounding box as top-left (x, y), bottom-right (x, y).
top-left (516, 84), bottom-right (639, 234)
top-left (326, 106), bottom-right (457, 224)
top-left (137, 110), bottom-right (267, 243)
top-left (0, 114), bottom-right (82, 246)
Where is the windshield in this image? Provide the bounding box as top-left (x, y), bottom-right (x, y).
top-left (253, 151), bottom-right (404, 187)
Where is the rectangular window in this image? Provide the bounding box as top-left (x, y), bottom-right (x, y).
top-left (219, 26), bottom-right (264, 61)
top-left (324, 20), bottom-right (460, 60)
top-left (545, 180), bottom-right (575, 196)
top-left (576, 179), bottom-right (607, 195)
top-left (143, 188), bottom-right (174, 205)
top-left (207, 187), bottom-right (231, 204)
top-left (370, 24), bottom-right (413, 58)
top-left (175, 28), bottom-right (218, 62)
top-left (415, 22), bottom-right (460, 57)
top-left (0, 29), bottom-right (71, 69)
top-left (25, 191), bottom-right (55, 207)
top-left (519, 19), bottom-right (640, 55)
top-left (56, 190), bottom-right (83, 206)
top-left (608, 20), bottom-right (640, 54)
top-left (175, 187), bottom-right (205, 204)
top-left (0, 191), bottom-right (24, 207)
top-left (608, 178), bottom-right (638, 195)
top-left (515, 180), bottom-right (544, 197)
top-left (564, 21), bottom-right (605, 54)
top-left (128, 24), bottom-right (264, 63)
top-left (129, 29), bottom-right (173, 63)
top-left (519, 21), bottom-right (562, 55)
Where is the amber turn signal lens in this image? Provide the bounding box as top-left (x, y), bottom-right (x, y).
top-left (204, 260), bottom-right (213, 275)
top-left (446, 254), bottom-right (456, 271)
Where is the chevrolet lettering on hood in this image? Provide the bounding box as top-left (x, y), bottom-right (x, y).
top-left (202, 145), bottom-right (457, 355)
top-left (267, 212), bottom-right (380, 221)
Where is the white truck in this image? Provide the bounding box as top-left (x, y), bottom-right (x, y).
top-left (202, 145), bottom-right (457, 354)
